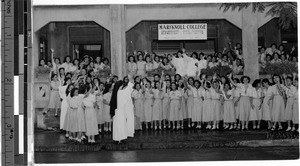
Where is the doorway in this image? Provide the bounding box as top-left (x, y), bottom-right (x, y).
top-left (73, 44), bottom-right (102, 61)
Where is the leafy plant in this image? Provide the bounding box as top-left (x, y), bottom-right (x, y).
top-left (146, 66), bottom-right (176, 77)
top-left (35, 66), bottom-right (51, 75)
top-left (219, 2), bottom-right (297, 30)
top-left (201, 65), bottom-right (233, 76)
top-left (261, 61), bottom-right (297, 75)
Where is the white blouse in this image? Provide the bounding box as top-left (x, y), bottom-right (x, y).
top-left (210, 88), bottom-right (221, 100)
top-left (251, 88), bottom-right (263, 99)
top-left (152, 61), bottom-right (160, 70)
top-left (127, 62), bottom-right (137, 74)
top-left (271, 84), bottom-right (285, 96)
top-left (152, 89), bottom-right (163, 99)
top-left (188, 85), bottom-right (205, 98)
top-left (131, 89), bottom-right (144, 100)
top-left (237, 83), bottom-right (253, 97)
top-left (284, 85), bottom-right (297, 98)
top-left (222, 90), bottom-right (233, 100)
top-left (137, 61), bottom-right (146, 72)
top-left (169, 90), bottom-right (182, 100)
top-left (145, 62), bottom-right (153, 72)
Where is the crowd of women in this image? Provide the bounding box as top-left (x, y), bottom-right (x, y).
top-left (39, 44), bottom-right (298, 144)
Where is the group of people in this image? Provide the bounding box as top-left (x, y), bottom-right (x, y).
top-left (127, 71), bottom-right (298, 132)
top-left (127, 45), bottom-right (244, 76)
top-left (259, 43), bottom-right (298, 69)
top-left (40, 45), bottom-right (298, 145)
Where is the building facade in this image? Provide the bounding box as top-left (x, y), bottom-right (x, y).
top-left (32, 3), bottom-right (297, 81)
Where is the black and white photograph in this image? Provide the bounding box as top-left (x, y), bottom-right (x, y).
top-left (10, 0), bottom-right (300, 164)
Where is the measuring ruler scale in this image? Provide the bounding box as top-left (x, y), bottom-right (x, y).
top-left (1, 0), bottom-right (30, 165)
top-left (1, 0), bottom-right (15, 165)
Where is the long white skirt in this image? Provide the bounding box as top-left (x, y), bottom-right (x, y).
top-left (223, 100), bottom-right (235, 123)
top-left (202, 99), bottom-right (212, 122)
top-left (162, 97), bottom-right (170, 120)
top-left (271, 95), bottom-right (285, 122)
top-left (238, 96), bottom-right (251, 121)
top-left (192, 98), bottom-right (202, 122)
top-left (292, 98), bottom-right (299, 124)
top-left (60, 99), bottom-right (68, 129)
top-left (144, 99), bottom-right (153, 122)
top-left (125, 104), bottom-right (135, 138)
top-left (211, 99), bottom-right (221, 121)
top-left (76, 107), bottom-right (86, 132)
top-left (285, 97), bottom-right (294, 121)
top-left (186, 96), bottom-right (193, 119)
top-left (262, 97), bottom-right (271, 121)
top-left (152, 98), bottom-right (163, 121)
top-left (85, 107), bottom-right (98, 136)
top-left (134, 99), bottom-right (144, 122)
top-left (48, 90), bottom-right (61, 109)
top-left (169, 99), bottom-right (180, 121)
top-left (113, 108), bottom-right (127, 141)
top-left (233, 97), bottom-right (240, 119)
top-left (180, 97), bottom-right (187, 120)
top-left (249, 98), bottom-right (262, 121)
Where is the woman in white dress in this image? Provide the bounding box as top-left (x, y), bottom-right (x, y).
top-left (292, 78), bottom-right (298, 132)
top-left (182, 52), bottom-right (199, 77)
top-left (198, 53), bottom-right (208, 76)
top-left (202, 82), bottom-right (213, 129)
top-left (261, 79), bottom-right (273, 130)
top-left (103, 84), bottom-right (113, 132)
top-left (162, 79), bottom-right (171, 129)
top-left (152, 81), bottom-right (163, 130)
top-left (283, 76), bottom-right (297, 131)
top-left (222, 82), bottom-right (235, 130)
top-left (94, 79), bottom-right (105, 133)
top-left (112, 75), bottom-right (135, 143)
top-left (232, 78), bottom-right (241, 129)
top-left (62, 83), bottom-right (74, 139)
top-left (66, 88), bottom-right (80, 141)
top-left (170, 50), bottom-right (187, 77)
top-left (169, 82), bottom-right (182, 129)
top-left (46, 74), bottom-right (61, 116)
top-left (186, 79), bottom-right (204, 129)
top-left (94, 56), bottom-right (102, 72)
top-left (161, 57), bottom-right (172, 71)
top-left (145, 55), bottom-right (153, 76)
top-left (83, 87), bottom-right (98, 144)
top-left (249, 79), bottom-right (263, 130)
top-left (270, 74), bottom-right (286, 131)
top-left (178, 80), bottom-right (187, 129)
top-left (131, 83), bottom-right (144, 130)
top-left (59, 56), bottom-right (74, 73)
top-left (152, 55), bottom-right (161, 70)
top-left (230, 74), bottom-right (253, 130)
top-left (58, 77), bottom-right (71, 132)
top-left (210, 81), bottom-right (222, 130)
top-left (127, 55), bottom-right (137, 76)
top-left (136, 54), bottom-right (146, 77)
top-left (186, 77), bottom-right (194, 128)
top-left (143, 80), bottom-right (154, 130)
top-left (76, 86), bottom-right (87, 143)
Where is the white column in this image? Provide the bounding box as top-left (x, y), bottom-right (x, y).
top-left (110, 4), bottom-right (126, 78)
top-left (242, 6), bottom-right (259, 81)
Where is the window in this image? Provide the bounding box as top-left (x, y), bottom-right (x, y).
top-left (152, 40), bottom-right (181, 52)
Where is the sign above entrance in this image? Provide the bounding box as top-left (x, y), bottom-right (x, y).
top-left (158, 23), bottom-right (207, 40)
